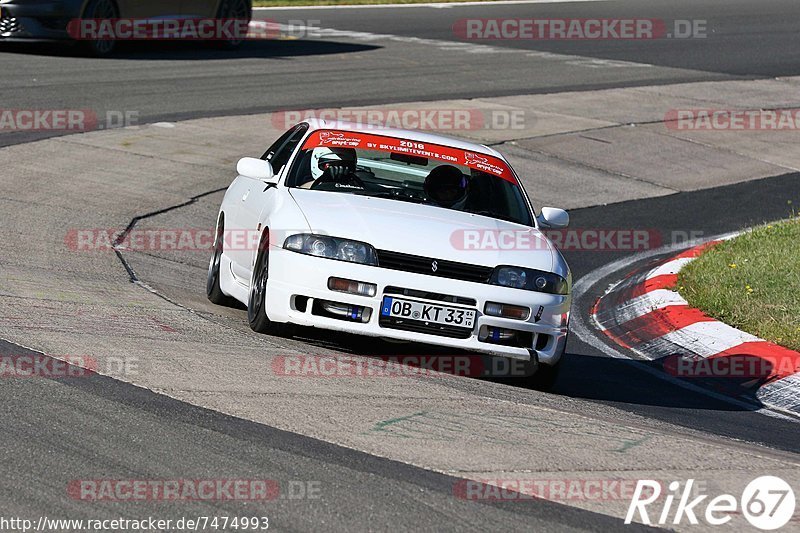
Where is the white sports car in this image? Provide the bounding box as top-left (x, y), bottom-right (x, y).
top-left (208, 119), bottom-right (571, 388)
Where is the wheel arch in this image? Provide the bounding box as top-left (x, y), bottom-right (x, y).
top-left (257, 225), bottom-right (271, 254)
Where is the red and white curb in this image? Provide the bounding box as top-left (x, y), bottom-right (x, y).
top-left (592, 239), bottom-right (800, 415)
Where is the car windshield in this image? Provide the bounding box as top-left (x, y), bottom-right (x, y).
top-left (286, 130), bottom-right (533, 226)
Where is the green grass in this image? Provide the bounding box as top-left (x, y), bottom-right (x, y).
top-left (253, 0), bottom-right (503, 6)
top-left (677, 216), bottom-right (800, 351)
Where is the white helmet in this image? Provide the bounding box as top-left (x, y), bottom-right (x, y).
top-left (311, 147), bottom-right (357, 180)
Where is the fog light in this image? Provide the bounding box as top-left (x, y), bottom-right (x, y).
top-left (328, 277), bottom-right (377, 297)
top-left (484, 302), bottom-right (530, 320)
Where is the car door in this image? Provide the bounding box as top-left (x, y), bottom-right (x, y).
top-left (240, 124), bottom-right (310, 275)
top-left (229, 124), bottom-right (308, 281)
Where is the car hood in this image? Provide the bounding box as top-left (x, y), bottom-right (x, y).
top-left (288, 189), bottom-right (555, 271)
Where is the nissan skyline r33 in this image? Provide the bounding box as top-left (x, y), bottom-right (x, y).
top-left (207, 119), bottom-right (572, 388)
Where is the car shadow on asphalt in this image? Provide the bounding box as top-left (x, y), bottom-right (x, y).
top-left (552, 349), bottom-right (768, 412)
top-left (288, 324), bottom-right (769, 412)
top-left (0, 39), bottom-right (380, 60)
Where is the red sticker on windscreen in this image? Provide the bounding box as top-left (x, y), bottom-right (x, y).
top-left (302, 130), bottom-right (518, 184)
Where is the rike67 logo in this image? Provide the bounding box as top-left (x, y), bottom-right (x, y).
top-left (626, 476), bottom-right (796, 530)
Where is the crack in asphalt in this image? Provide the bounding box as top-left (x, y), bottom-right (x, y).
top-left (110, 187), bottom-right (227, 291)
top-left (104, 186), bottom-right (308, 354)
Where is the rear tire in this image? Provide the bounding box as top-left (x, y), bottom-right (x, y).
top-left (247, 233), bottom-right (294, 336)
top-left (215, 0), bottom-right (252, 50)
top-left (81, 0), bottom-right (118, 57)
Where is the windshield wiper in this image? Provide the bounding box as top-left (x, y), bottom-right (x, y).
top-left (357, 190), bottom-right (429, 204)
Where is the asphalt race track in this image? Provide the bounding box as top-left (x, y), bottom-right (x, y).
top-left (4, 0), bottom-right (800, 147)
top-left (1, 0), bottom-right (800, 531)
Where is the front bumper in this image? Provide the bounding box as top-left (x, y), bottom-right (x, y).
top-left (263, 245), bottom-right (570, 364)
top-left (0, 2), bottom-right (76, 40)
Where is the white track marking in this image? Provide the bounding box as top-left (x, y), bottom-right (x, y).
top-left (645, 257), bottom-right (695, 279)
top-left (570, 231), bottom-right (799, 421)
top-left (572, 234), bottom-right (733, 361)
top-left (596, 288), bottom-right (689, 328)
top-left (269, 23), bottom-right (654, 68)
top-left (759, 375), bottom-right (800, 413)
top-left (255, 0), bottom-right (611, 11)
top-left (635, 321), bottom-right (764, 359)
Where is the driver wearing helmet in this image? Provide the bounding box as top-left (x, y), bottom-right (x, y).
top-left (299, 147), bottom-right (358, 189)
top-left (423, 164), bottom-right (469, 208)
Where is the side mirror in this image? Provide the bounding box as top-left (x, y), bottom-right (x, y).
top-left (538, 207), bottom-right (569, 229)
top-left (237, 157), bottom-right (277, 183)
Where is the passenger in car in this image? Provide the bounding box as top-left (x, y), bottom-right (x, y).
top-left (423, 165), bottom-right (469, 208)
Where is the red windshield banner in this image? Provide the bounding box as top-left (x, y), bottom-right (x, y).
top-left (301, 130), bottom-right (518, 184)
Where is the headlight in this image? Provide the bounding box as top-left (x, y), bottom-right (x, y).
top-left (283, 234), bottom-right (378, 266)
top-left (490, 266), bottom-right (568, 295)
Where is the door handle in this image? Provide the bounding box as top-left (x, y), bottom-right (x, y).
top-left (242, 189), bottom-right (250, 202)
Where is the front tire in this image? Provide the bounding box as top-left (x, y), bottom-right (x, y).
top-left (247, 234), bottom-right (293, 336)
top-left (528, 334), bottom-right (567, 391)
top-left (81, 0), bottom-right (118, 57)
top-left (207, 218), bottom-right (237, 306)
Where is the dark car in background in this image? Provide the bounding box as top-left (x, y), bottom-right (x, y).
top-left (0, 0), bottom-right (252, 55)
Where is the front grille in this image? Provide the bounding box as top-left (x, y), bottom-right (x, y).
top-left (384, 286), bottom-right (476, 306)
top-left (0, 17), bottom-right (21, 35)
top-left (376, 250), bottom-right (493, 284)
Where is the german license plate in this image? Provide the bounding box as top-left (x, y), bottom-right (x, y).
top-left (381, 297), bottom-right (475, 328)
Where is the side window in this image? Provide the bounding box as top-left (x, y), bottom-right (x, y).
top-left (261, 129), bottom-right (293, 162)
top-left (261, 124), bottom-right (309, 176)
